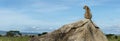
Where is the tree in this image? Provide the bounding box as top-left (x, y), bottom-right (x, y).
top-left (38, 34), bottom-right (42, 36)
top-left (6, 30), bottom-right (22, 37)
top-left (38, 32), bottom-right (48, 36)
top-left (0, 34), bottom-right (2, 37)
top-left (114, 35), bottom-right (118, 39)
top-left (106, 34), bottom-right (115, 38)
top-left (42, 32), bottom-right (47, 35)
top-left (6, 31), bottom-right (15, 37)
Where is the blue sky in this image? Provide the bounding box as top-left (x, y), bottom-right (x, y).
top-left (0, 0), bottom-right (120, 34)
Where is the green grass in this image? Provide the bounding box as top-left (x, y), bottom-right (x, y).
top-left (108, 36), bottom-right (120, 41)
top-left (0, 36), bottom-right (30, 41)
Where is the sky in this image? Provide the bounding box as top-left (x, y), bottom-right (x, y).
top-left (0, 0), bottom-right (120, 34)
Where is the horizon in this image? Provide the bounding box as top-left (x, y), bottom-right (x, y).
top-left (0, 0), bottom-right (120, 34)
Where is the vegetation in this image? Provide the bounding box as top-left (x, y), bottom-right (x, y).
top-left (0, 36), bottom-right (29, 41)
top-left (0, 34), bottom-right (119, 41)
top-left (38, 32), bottom-right (48, 36)
top-left (0, 31), bottom-right (120, 41)
top-left (6, 30), bottom-right (22, 37)
top-left (106, 34), bottom-right (120, 41)
top-left (0, 34), bottom-right (2, 37)
top-left (0, 31), bottom-right (49, 41)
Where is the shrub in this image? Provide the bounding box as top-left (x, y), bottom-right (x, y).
top-left (42, 32), bottom-right (47, 35)
top-left (0, 34), bottom-right (2, 37)
top-left (38, 34), bottom-right (42, 36)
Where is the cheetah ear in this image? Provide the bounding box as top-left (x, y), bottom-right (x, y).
top-left (83, 5), bottom-right (87, 9)
top-left (83, 5), bottom-right (88, 9)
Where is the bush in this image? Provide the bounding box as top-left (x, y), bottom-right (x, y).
top-left (0, 34), bottom-right (2, 37)
top-left (106, 34), bottom-right (115, 38)
top-left (38, 32), bottom-right (48, 36)
top-left (114, 36), bottom-right (118, 39)
top-left (38, 34), bottom-right (42, 36)
top-left (42, 32), bottom-right (47, 35)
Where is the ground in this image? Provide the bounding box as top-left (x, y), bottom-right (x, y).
top-left (0, 36), bottom-right (120, 41)
top-left (108, 35), bottom-right (120, 41)
top-left (0, 36), bottom-right (30, 41)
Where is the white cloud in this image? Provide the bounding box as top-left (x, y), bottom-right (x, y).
top-left (0, 9), bottom-right (63, 31)
top-left (35, 6), bottom-right (69, 13)
top-left (102, 25), bottom-right (120, 34)
top-left (16, 1), bottom-right (70, 13)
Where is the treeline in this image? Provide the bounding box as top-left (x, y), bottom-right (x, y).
top-left (106, 34), bottom-right (120, 41)
top-left (0, 30), bottom-right (48, 37)
top-left (106, 34), bottom-right (119, 39)
top-left (0, 30), bottom-right (22, 37)
top-left (0, 30), bottom-right (119, 38)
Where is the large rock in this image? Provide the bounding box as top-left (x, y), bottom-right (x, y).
top-left (30, 19), bottom-right (108, 41)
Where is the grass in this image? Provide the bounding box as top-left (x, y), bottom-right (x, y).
top-left (0, 36), bottom-right (30, 41)
top-left (0, 36), bottom-right (120, 41)
top-left (107, 36), bottom-right (120, 41)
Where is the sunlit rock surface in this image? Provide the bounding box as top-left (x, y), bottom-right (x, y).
top-left (30, 19), bottom-right (108, 41)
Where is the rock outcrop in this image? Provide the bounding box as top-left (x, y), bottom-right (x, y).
top-left (30, 19), bottom-right (108, 41)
